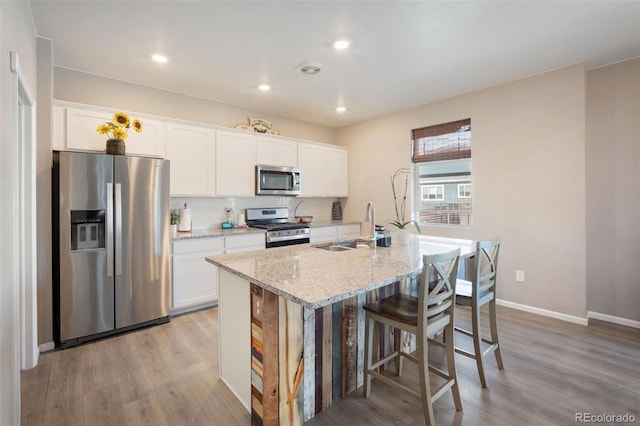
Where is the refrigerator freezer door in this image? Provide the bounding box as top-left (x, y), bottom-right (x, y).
top-left (114, 156), bottom-right (171, 329)
top-left (57, 151), bottom-right (115, 341)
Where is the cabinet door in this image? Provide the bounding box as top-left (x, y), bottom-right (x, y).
top-left (298, 143), bottom-right (326, 197)
top-left (216, 130), bottom-right (257, 196)
top-left (172, 238), bottom-right (224, 311)
top-left (66, 107), bottom-right (165, 157)
top-left (66, 107), bottom-right (112, 152)
top-left (256, 135), bottom-right (298, 167)
top-left (166, 123), bottom-right (215, 196)
top-left (172, 252), bottom-right (220, 309)
top-left (125, 116), bottom-right (165, 158)
top-left (325, 148), bottom-right (349, 197)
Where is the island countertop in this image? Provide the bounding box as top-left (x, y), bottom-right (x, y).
top-left (206, 235), bottom-right (474, 309)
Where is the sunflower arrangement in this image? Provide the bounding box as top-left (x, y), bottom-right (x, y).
top-left (96, 112), bottom-right (143, 140)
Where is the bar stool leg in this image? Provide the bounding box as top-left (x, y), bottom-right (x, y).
top-left (363, 315), bottom-right (374, 398)
top-left (489, 299), bottom-right (504, 369)
top-left (394, 327), bottom-right (403, 376)
top-left (417, 329), bottom-right (436, 425)
top-left (472, 304), bottom-right (488, 388)
top-left (445, 321), bottom-right (463, 411)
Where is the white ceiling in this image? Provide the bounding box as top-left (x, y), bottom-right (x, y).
top-left (28, 1), bottom-right (640, 128)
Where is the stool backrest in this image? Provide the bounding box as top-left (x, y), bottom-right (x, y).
top-left (471, 239), bottom-right (501, 301)
top-left (419, 249), bottom-right (461, 328)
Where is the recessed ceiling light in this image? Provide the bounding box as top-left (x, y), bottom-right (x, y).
top-left (336, 106), bottom-right (346, 113)
top-left (152, 54), bottom-right (168, 63)
top-left (258, 84), bottom-right (271, 91)
top-left (333, 40), bottom-right (350, 50)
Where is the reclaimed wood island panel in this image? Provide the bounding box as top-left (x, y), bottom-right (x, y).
top-left (207, 235), bottom-right (474, 426)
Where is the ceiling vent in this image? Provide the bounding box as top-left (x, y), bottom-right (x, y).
top-left (295, 60), bottom-right (327, 75)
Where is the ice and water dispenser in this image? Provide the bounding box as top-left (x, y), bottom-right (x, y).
top-left (70, 210), bottom-right (106, 251)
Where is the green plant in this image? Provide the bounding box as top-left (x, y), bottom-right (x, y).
top-left (170, 210), bottom-right (180, 225)
top-left (389, 168), bottom-right (421, 233)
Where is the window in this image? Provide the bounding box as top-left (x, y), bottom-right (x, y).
top-left (422, 185), bottom-right (444, 201)
top-left (412, 119), bottom-right (472, 226)
top-left (458, 183), bottom-right (471, 198)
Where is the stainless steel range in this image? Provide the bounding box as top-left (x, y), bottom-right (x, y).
top-left (246, 207), bottom-right (310, 248)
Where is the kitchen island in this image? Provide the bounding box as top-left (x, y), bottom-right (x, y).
top-left (206, 235), bottom-right (474, 425)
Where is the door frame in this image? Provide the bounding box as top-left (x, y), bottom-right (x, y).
top-left (11, 51), bottom-right (39, 370)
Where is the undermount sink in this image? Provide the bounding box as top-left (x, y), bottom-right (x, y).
top-left (314, 239), bottom-right (372, 251)
top-left (320, 245), bottom-right (352, 252)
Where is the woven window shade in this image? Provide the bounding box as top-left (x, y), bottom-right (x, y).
top-left (412, 119), bottom-right (471, 163)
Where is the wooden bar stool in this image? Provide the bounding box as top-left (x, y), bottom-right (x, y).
top-left (363, 249), bottom-right (463, 426)
top-left (455, 238), bottom-right (504, 388)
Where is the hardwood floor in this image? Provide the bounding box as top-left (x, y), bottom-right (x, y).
top-left (21, 306), bottom-right (639, 425)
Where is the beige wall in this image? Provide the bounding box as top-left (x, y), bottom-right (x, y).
top-left (337, 65), bottom-right (588, 318)
top-left (54, 68), bottom-right (336, 144)
top-left (0, 1), bottom-right (38, 423)
top-left (586, 58), bottom-right (640, 322)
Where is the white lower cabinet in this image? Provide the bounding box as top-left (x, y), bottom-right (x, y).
top-left (309, 226), bottom-right (338, 243)
top-left (172, 238), bottom-right (224, 313)
top-left (225, 233), bottom-right (266, 254)
top-left (309, 224), bottom-right (362, 243)
top-left (338, 223), bottom-right (361, 240)
top-left (171, 233), bottom-right (265, 314)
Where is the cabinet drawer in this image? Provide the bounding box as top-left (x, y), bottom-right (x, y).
top-left (310, 226), bottom-right (338, 243)
top-left (173, 237), bottom-right (224, 255)
top-left (225, 233), bottom-right (265, 252)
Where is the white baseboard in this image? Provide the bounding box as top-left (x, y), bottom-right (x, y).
top-left (39, 342), bottom-right (55, 353)
top-left (496, 299), bottom-right (588, 326)
top-left (587, 311), bottom-right (640, 329)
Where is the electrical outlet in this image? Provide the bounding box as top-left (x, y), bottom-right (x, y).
top-left (516, 270), bottom-right (525, 282)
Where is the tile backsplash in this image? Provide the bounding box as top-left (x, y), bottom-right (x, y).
top-left (170, 196), bottom-right (341, 230)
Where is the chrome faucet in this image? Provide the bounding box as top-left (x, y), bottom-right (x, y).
top-left (365, 201), bottom-right (376, 241)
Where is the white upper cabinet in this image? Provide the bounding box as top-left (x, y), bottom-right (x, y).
top-left (298, 142), bottom-right (326, 197)
top-left (216, 130), bottom-right (257, 196)
top-left (325, 147), bottom-right (349, 197)
top-left (298, 142), bottom-right (349, 197)
top-left (256, 135), bottom-right (298, 167)
top-left (53, 101), bottom-right (349, 198)
top-left (63, 106), bottom-right (165, 158)
top-left (166, 123), bottom-right (215, 196)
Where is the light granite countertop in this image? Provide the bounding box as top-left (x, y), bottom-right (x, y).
top-left (171, 221), bottom-right (358, 241)
top-left (170, 227), bottom-right (265, 241)
top-left (206, 235), bottom-right (474, 309)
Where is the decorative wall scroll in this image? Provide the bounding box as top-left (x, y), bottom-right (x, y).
top-left (232, 116), bottom-right (283, 135)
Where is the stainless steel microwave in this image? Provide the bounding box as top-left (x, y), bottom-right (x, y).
top-left (255, 165), bottom-right (301, 196)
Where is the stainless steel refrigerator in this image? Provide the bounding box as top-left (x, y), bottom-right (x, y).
top-left (53, 151), bottom-right (171, 348)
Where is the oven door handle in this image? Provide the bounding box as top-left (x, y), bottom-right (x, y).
top-left (267, 233), bottom-right (310, 243)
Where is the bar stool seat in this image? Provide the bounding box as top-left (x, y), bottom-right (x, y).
top-left (363, 249), bottom-right (463, 426)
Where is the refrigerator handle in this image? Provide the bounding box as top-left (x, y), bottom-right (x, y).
top-left (107, 183), bottom-right (114, 277)
top-left (115, 183), bottom-right (123, 276)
